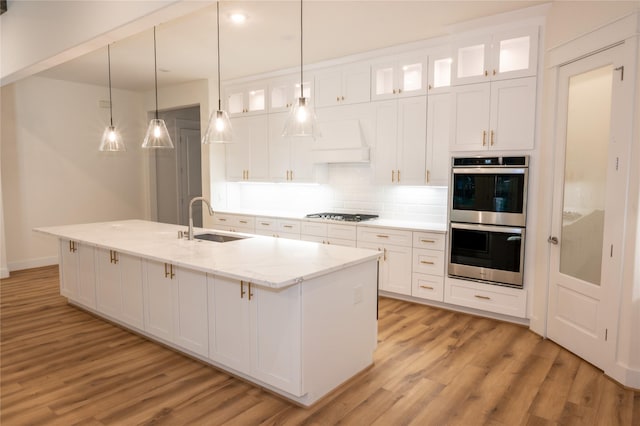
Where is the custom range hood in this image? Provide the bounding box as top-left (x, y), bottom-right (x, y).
top-left (312, 105), bottom-right (372, 163)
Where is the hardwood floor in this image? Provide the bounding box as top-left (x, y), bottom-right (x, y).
top-left (1, 266), bottom-right (638, 425)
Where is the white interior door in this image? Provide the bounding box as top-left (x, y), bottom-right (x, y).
top-left (547, 44), bottom-right (628, 368)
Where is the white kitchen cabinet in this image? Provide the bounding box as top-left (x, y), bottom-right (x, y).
top-left (357, 227), bottom-right (412, 296)
top-left (269, 75), bottom-right (313, 113)
top-left (371, 53), bottom-right (428, 100)
top-left (450, 77), bottom-right (536, 151)
top-left (452, 26), bottom-right (539, 85)
top-left (268, 113), bottom-right (316, 182)
top-left (95, 248), bottom-right (143, 329)
top-left (428, 51), bottom-right (453, 94)
top-left (444, 276), bottom-right (527, 318)
top-left (208, 276), bottom-right (302, 396)
top-left (373, 96), bottom-right (427, 185)
top-left (143, 260), bottom-right (208, 356)
top-left (426, 93), bottom-right (451, 186)
top-left (59, 239), bottom-right (96, 308)
top-left (300, 222), bottom-right (357, 247)
top-left (255, 217), bottom-right (301, 240)
top-left (225, 81), bottom-right (268, 117)
top-left (211, 213), bottom-right (255, 233)
top-left (226, 115), bottom-right (269, 181)
top-left (314, 62), bottom-right (371, 107)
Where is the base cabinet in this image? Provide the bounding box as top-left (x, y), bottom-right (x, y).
top-left (59, 239), bottom-right (96, 308)
top-left (144, 260), bottom-right (209, 357)
top-left (95, 248), bottom-right (143, 329)
top-left (208, 276), bottom-right (302, 396)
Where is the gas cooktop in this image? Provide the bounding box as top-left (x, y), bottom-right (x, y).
top-left (305, 213), bottom-right (379, 222)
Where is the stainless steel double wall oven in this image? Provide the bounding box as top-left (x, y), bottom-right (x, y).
top-left (448, 156), bottom-right (529, 288)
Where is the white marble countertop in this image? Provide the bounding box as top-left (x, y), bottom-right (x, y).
top-left (213, 209), bottom-right (447, 232)
top-left (35, 220), bottom-right (380, 289)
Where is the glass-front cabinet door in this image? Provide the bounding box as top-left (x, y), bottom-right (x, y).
top-left (225, 81), bottom-right (267, 117)
top-left (269, 75), bottom-right (313, 113)
top-left (428, 51), bottom-right (453, 93)
top-left (372, 53), bottom-right (427, 100)
top-left (452, 26), bottom-right (538, 85)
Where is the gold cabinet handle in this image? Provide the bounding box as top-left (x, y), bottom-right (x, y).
top-left (383, 248), bottom-right (387, 262)
top-left (484, 70), bottom-right (488, 77)
top-left (420, 285), bottom-right (434, 290)
top-left (341, 96), bottom-right (345, 101)
top-left (69, 241), bottom-right (78, 253)
top-left (283, 225), bottom-right (294, 229)
top-left (428, 84), bottom-right (432, 90)
top-left (391, 170), bottom-right (395, 183)
top-left (240, 280), bottom-right (246, 298)
top-left (490, 130), bottom-right (495, 146)
top-left (420, 260), bottom-right (435, 265)
top-left (397, 170), bottom-right (400, 182)
top-left (246, 170), bottom-right (249, 180)
top-left (421, 239), bottom-right (435, 243)
top-left (239, 220), bottom-right (248, 224)
top-left (260, 222), bottom-right (270, 226)
top-left (392, 89), bottom-right (397, 94)
top-left (376, 234), bottom-right (390, 238)
top-left (110, 250), bottom-right (119, 264)
top-left (426, 170), bottom-right (430, 183)
top-left (248, 282), bottom-right (254, 300)
top-left (482, 130), bottom-right (487, 146)
top-left (218, 218), bottom-right (227, 222)
top-left (289, 170), bottom-right (294, 180)
top-left (398, 88), bottom-right (402, 94)
top-left (475, 294), bottom-right (491, 300)
top-left (493, 69), bottom-right (497, 76)
top-left (164, 263), bottom-right (173, 279)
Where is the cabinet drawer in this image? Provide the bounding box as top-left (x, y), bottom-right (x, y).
top-left (412, 273), bottom-right (444, 302)
top-left (278, 219), bottom-right (301, 234)
top-left (256, 218), bottom-right (277, 231)
top-left (357, 227), bottom-right (412, 247)
top-left (412, 248), bottom-right (444, 276)
top-left (301, 221), bottom-right (327, 237)
top-left (413, 232), bottom-right (446, 251)
top-left (327, 238), bottom-right (356, 248)
top-left (235, 216), bottom-right (255, 229)
top-left (301, 234), bottom-right (325, 244)
top-left (444, 278), bottom-right (527, 318)
top-left (328, 224), bottom-right (356, 241)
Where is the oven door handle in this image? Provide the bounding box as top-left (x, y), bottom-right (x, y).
top-left (449, 222), bottom-right (524, 235)
top-left (452, 167), bottom-right (527, 175)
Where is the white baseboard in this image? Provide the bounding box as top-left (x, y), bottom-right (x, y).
top-left (8, 256), bottom-right (58, 272)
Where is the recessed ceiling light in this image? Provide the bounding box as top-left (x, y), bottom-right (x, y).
top-left (230, 12), bottom-right (247, 24)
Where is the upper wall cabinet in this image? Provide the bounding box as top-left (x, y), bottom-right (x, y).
top-left (268, 112), bottom-right (316, 183)
top-left (225, 81), bottom-right (268, 117)
top-left (451, 26), bottom-right (539, 85)
top-left (269, 75), bottom-right (314, 113)
top-left (371, 53), bottom-right (428, 100)
top-left (226, 115), bottom-right (269, 181)
top-left (314, 62), bottom-right (371, 107)
top-left (427, 50), bottom-right (453, 94)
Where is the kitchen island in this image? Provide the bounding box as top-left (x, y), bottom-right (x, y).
top-left (35, 220), bottom-right (380, 407)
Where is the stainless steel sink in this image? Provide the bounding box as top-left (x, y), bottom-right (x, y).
top-left (194, 233), bottom-right (247, 243)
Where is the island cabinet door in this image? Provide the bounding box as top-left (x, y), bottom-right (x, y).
top-left (172, 268), bottom-right (208, 358)
top-left (249, 284), bottom-right (302, 397)
top-left (143, 260), bottom-right (175, 343)
top-left (95, 248), bottom-right (122, 319)
top-left (59, 239), bottom-right (79, 299)
top-left (119, 254), bottom-right (144, 330)
top-left (208, 276), bottom-right (251, 373)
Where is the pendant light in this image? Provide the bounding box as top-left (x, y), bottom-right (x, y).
top-left (202, 1), bottom-right (234, 144)
top-left (142, 26), bottom-right (174, 149)
top-left (282, 0), bottom-right (320, 138)
top-left (99, 44), bottom-right (125, 152)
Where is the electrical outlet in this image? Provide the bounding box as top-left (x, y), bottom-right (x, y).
top-left (353, 285), bottom-right (363, 304)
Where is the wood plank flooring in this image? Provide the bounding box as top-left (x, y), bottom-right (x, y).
top-left (1, 265), bottom-right (638, 425)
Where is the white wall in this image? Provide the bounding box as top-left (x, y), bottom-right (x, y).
top-left (0, 0), bottom-right (210, 86)
top-left (1, 76), bottom-right (148, 271)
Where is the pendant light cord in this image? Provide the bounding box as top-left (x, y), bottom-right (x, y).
top-left (153, 26), bottom-right (159, 120)
top-left (107, 44), bottom-right (113, 127)
top-left (217, 2), bottom-right (222, 111)
top-left (300, 0), bottom-right (304, 96)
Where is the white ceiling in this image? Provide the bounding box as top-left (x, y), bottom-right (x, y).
top-left (37, 1), bottom-right (545, 91)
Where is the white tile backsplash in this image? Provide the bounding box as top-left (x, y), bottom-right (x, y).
top-left (222, 166), bottom-right (448, 225)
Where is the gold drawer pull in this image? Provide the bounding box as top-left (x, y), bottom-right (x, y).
top-left (376, 234), bottom-right (389, 238)
top-left (239, 220), bottom-right (248, 224)
top-left (164, 263), bottom-right (175, 279)
top-left (421, 239), bottom-right (435, 243)
top-left (283, 225), bottom-right (294, 229)
top-left (420, 285), bottom-right (434, 290)
top-left (260, 222), bottom-right (271, 226)
top-left (218, 218), bottom-right (227, 222)
top-left (248, 282), bottom-right (254, 300)
top-left (420, 260), bottom-right (435, 265)
top-left (474, 294), bottom-right (491, 300)
top-left (240, 280), bottom-right (246, 298)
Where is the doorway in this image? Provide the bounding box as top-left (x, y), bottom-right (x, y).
top-left (546, 43), bottom-right (629, 369)
top-left (152, 106), bottom-right (202, 227)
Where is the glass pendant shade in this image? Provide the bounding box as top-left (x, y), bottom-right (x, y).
top-left (142, 118), bottom-right (173, 148)
top-left (99, 125), bottom-right (126, 152)
top-left (282, 97), bottom-right (321, 138)
top-left (203, 109), bottom-right (234, 144)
